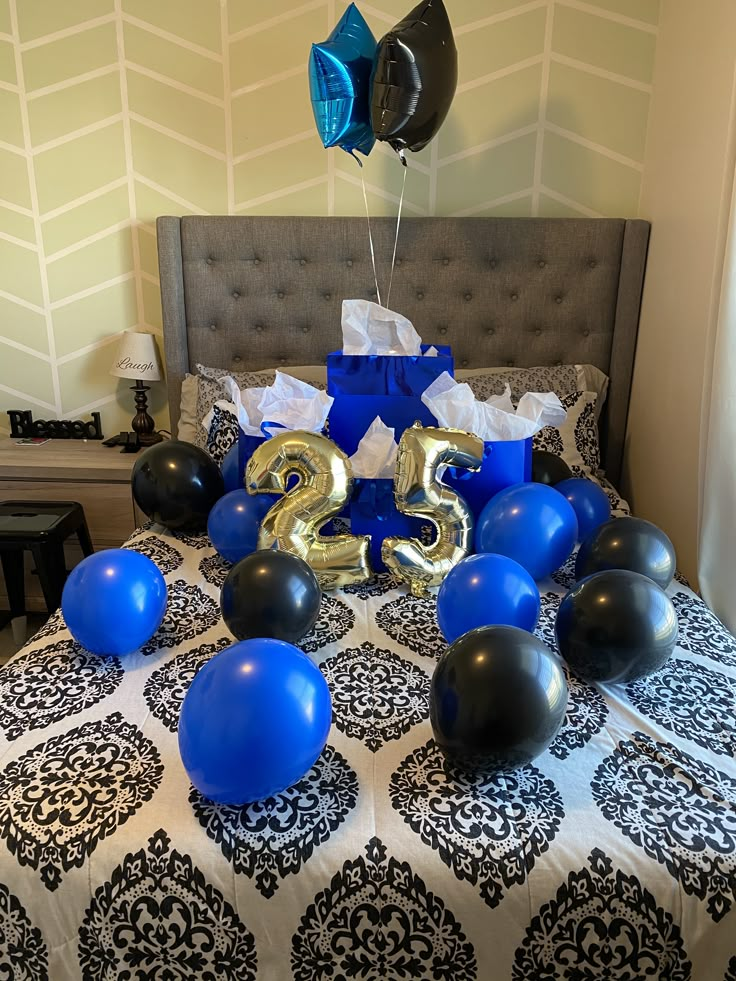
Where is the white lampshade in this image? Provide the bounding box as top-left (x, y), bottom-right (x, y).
top-left (110, 330), bottom-right (162, 382)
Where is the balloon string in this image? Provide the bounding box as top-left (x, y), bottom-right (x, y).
top-left (386, 158), bottom-right (407, 311)
top-left (360, 171), bottom-right (382, 308)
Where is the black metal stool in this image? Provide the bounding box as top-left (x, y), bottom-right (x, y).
top-left (0, 501), bottom-right (94, 633)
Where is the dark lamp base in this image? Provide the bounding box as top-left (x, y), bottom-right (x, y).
top-left (129, 380), bottom-right (161, 446)
top-left (138, 431), bottom-right (164, 446)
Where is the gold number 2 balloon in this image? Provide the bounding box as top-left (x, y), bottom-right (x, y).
top-left (382, 423), bottom-right (483, 596)
top-left (246, 430), bottom-right (372, 589)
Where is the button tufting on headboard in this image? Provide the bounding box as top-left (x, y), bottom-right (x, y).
top-left (160, 214), bottom-right (651, 486)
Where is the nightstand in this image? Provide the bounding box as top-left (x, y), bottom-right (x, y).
top-left (0, 439), bottom-right (144, 613)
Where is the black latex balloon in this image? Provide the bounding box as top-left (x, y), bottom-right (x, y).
top-left (370, 0), bottom-right (457, 154)
top-left (430, 625), bottom-right (568, 772)
top-left (556, 569), bottom-right (678, 684)
top-left (131, 440), bottom-right (224, 532)
top-left (221, 550), bottom-right (322, 644)
top-left (575, 516), bottom-right (676, 589)
top-left (531, 449), bottom-right (573, 486)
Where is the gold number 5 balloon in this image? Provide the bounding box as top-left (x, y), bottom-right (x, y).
top-left (246, 430), bottom-right (372, 589)
top-left (382, 423), bottom-right (483, 596)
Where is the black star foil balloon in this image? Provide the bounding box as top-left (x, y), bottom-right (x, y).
top-left (370, 0), bottom-right (458, 154)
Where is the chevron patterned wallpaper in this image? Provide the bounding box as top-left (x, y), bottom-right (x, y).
top-left (0, 0), bottom-right (659, 435)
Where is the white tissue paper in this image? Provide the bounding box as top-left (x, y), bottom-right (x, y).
top-left (257, 370), bottom-right (334, 434)
top-left (349, 417), bottom-right (398, 479)
top-left (421, 372), bottom-right (567, 441)
top-left (221, 375), bottom-right (266, 436)
top-left (425, 346), bottom-right (439, 357)
top-left (341, 299), bottom-right (423, 356)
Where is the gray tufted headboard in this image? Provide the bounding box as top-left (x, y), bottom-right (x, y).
top-left (157, 215), bottom-right (649, 484)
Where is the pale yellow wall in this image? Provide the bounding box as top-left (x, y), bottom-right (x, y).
top-left (624, 0), bottom-right (736, 587)
top-left (0, 0), bottom-right (658, 437)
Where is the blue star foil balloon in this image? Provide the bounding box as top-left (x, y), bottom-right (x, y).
top-left (309, 3), bottom-right (376, 159)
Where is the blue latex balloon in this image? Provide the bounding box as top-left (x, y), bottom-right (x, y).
top-left (178, 638), bottom-right (332, 804)
top-left (437, 553), bottom-right (541, 644)
top-left (309, 3), bottom-right (376, 158)
top-left (476, 482), bottom-right (578, 581)
top-left (554, 477), bottom-right (612, 541)
top-left (61, 549), bottom-right (167, 656)
top-left (221, 443), bottom-right (240, 493)
top-left (207, 489), bottom-right (272, 564)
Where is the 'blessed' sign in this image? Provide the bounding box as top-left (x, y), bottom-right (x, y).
top-left (7, 410), bottom-right (104, 440)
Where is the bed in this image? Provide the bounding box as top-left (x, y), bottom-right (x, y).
top-left (1, 216), bottom-right (735, 981)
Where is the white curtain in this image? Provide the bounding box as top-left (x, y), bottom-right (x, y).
top-left (699, 165), bottom-right (736, 632)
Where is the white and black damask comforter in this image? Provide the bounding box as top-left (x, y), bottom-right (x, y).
top-left (0, 522), bottom-right (735, 980)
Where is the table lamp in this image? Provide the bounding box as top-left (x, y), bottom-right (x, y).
top-left (110, 330), bottom-right (163, 445)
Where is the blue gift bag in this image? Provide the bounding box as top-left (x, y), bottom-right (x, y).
top-left (327, 344), bottom-right (453, 456)
top-left (236, 430), bottom-right (267, 489)
top-left (349, 478), bottom-right (423, 572)
top-left (444, 437), bottom-right (532, 520)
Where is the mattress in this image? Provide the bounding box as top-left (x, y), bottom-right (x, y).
top-left (0, 518), bottom-right (734, 980)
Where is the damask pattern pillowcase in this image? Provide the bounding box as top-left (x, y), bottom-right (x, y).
top-left (533, 390), bottom-right (600, 475)
top-left (456, 364), bottom-right (580, 401)
top-left (532, 388), bottom-right (629, 514)
top-left (457, 363), bottom-right (609, 420)
top-left (203, 402), bottom-right (239, 466)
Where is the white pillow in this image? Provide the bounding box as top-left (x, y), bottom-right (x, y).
top-left (177, 373), bottom-right (198, 442)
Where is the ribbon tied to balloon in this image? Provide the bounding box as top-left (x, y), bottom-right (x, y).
top-left (309, 1), bottom-right (457, 306)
